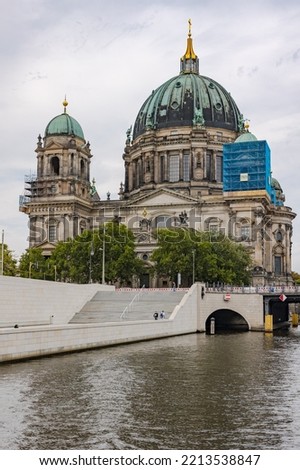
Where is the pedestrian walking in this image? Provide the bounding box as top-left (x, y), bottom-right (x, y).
top-left (160, 310), bottom-right (165, 319)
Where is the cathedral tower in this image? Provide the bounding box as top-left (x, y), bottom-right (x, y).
top-left (20, 99), bottom-right (96, 255)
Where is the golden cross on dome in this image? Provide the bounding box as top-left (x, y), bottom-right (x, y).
top-left (188, 18), bottom-right (192, 37)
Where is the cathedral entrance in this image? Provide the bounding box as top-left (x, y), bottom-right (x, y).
top-left (140, 273), bottom-right (150, 288)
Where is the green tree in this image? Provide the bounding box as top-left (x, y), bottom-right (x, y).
top-left (0, 243), bottom-right (17, 276)
top-left (47, 241), bottom-right (73, 282)
top-left (291, 271), bottom-right (300, 285)
top-left (49, 223), bottom-right (143, 285)
top-left (151, 228), bottom-right (252, 286)
top-left (19, 247), bottom-right (49, 279)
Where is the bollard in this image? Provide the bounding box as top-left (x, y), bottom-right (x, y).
top-left (210, 317), bottom-right (215, 335)
top-left (292, 313), bottom-right (299, 327)
top-left (265, 314), bottom-right (273, 333)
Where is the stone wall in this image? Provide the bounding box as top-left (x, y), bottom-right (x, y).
top-left (0, 280), bottom-right (267, 363)
top-left (0, 276), bottom-right (112, 327)
top-left (0, 280), bottom-right (200, 363)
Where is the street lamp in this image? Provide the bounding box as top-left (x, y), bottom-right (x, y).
top-left (29, 261), bottom-right (34, 278)
top-left (1, 229), bottom-right (4, 276)
top-left (89, 240), bottom-right (94, 283)
top-left (192, 249), bottom-right (195, 285)
top-left (102, 224), bottom-right (106, 284)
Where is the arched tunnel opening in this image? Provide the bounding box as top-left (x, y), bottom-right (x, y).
top-left (205, 309), bottom-right (249, 334)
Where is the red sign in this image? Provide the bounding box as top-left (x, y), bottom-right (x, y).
top-left (279, 294), bottom-right (287, 302)
top-left (224, 293), bottom-right (231, 301)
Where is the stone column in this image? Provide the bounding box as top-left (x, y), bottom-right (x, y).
top-left (179, 150), bottom-right (183, 181)
top-left (212, 150), bottom-right (217, 181)
top-left (164, 152), bottom-right (169, 182)
top-left (154, 152), bottom-right (159, 183)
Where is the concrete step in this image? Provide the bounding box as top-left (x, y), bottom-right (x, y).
top-left (69, 289), bottom-right (187, 324)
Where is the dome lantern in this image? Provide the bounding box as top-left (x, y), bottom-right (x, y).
top-left (180, 19), bottom-right (199, 75)
top-left (132, 22), bottom-right (242, 139)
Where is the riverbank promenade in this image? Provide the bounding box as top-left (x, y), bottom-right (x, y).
top-left (0, 276), bottom-right (195, 363)
top-left (1, 276), bottom-right (296, 363)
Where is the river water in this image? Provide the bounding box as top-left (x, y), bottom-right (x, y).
top-left (1, 329), bottom-right (300, 450)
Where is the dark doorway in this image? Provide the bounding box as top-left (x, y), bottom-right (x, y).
top-left (206, 309), bottom-right (249, 333)
top-left (140, 273), bottom-right (150, 288)
top-left (51, 156), bottom-right (60, 176)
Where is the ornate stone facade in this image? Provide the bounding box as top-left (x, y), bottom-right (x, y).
top-left (20, 27), bottom-right (296, 287)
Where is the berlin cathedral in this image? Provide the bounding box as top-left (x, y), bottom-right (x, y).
top-left (19, 23), bottom-right (296, 287)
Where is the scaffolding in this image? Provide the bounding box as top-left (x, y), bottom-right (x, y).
top-left (223, 140), bottom-right (271, 196)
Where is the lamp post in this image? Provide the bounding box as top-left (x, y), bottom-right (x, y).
top-left (29, 261), bottom-right (33, 279)
top-left (102, 224), bottom-right (106, 284)
top-left (192, 249), bottom-right (195, 285)
top-left (89, 240), bottom-right (94, 283)
top-left (1, 229), bottom-right (4, 276)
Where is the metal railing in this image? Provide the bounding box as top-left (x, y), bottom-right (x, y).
top-left (120, 285), bottom-right (145, 320)
top-left (206, 285), bottom-right (300, 294)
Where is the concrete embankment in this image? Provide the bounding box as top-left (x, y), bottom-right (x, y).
top-left (0, 277), bottom-right (199, 363)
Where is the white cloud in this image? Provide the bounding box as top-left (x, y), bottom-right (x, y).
top-left (1, 0), bottom-right (300, 271)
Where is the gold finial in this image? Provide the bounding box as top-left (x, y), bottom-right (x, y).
top-left (142, 208), bottom-right (148, 218)
top-left (244, 119), bottom-right (250, 131)
top-left (188, 18), bottom-right (192, 38)
top-left (62, 95), bottom-right (68, 113)
top-left (180, 19), bottom-right (199, 74)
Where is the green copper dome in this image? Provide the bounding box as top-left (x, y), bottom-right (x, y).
top-left (133, 74), bottom-right (241, 138)
top-left (235, 130), bottom-right (257, 143)
top-left (271, 177), bottom-right (282, 192)
top-left (45, 100), bottom-right (85, 140)
top-left (45, 113), bottom-right (84, 139)
top-left (133, 28), bottom-right (242, 139)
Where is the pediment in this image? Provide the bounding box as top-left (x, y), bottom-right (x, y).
top-left (43, 140), bottom-right (65, 150)
top-left (35, 241), bottom-right (56, 255)
top-left (126, 189), bottom-right (198, 208)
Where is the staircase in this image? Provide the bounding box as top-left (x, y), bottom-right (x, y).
top-left (69, 289), bottom-right (187, 324)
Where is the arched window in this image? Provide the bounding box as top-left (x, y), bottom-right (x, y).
top-left (275, 230), bottom-right (283, 242)
top-left (51, 156), bottom-right (60, 176)
top-left (169, 154), bottom-right (179, 182)
top-left (273, 244), bottom-right (284, 275)
top-left (216, 154), bottom-right (223, 182)
top-left (204, 217), bottom-right (222, 234)
top-left (155, 215), bottom-right (174, 228)
top-left (183, 151), bottom-right (190, 181)
top-left (80, 159), bottom-right (85, 178)
top-left (240, 225), bottom-right (251, 241)
top-left (274, 256), bottom-right (282, 275)
top-left (48, 220), bottom-right (57, 242)
top-left (70, 153), bottom-right (74, 175)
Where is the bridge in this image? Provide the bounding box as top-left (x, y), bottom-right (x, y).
top-left (200, 285), bottom-right (300, 332)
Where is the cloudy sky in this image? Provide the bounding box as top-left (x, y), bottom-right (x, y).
top-left (1, 0), bottom-right (300, 271)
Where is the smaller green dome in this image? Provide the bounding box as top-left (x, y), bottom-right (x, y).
top-left (271, 177), bottom-right (282, 192)
top-left (235, 131), bottom-right (257, 143)
top-left (45, 111), bottom-right (84, 140)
